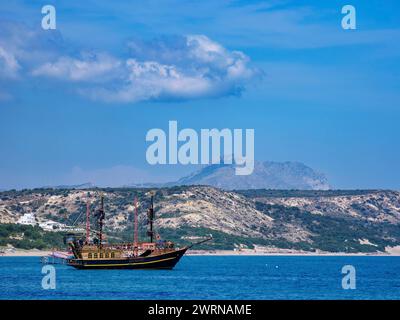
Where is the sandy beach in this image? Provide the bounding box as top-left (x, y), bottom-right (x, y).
top-left (186, 248), bottom-right (400, 256)
top-left (0, 249), bottom-right (53, 257)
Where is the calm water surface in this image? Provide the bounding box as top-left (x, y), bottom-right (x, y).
top-left (0, 256), bottom-right (399, 299)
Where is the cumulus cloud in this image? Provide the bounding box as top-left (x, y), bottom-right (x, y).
top-left (0, 21), bottom-right (261, 104)
top-left (86, 58), bottom-right (216, 102)
top-left (37, 35), bottom-right (262, 103)
top-left (32, 52), bottom-right (122, 82)
top-left (113, 35), bottom-right (258, 102)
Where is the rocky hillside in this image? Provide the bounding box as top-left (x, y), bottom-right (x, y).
top-left (1, 187), bottom-right (400, 252)
top-left (172, 161), bottom-right (330, 190)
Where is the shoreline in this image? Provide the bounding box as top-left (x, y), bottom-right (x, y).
top-left (1, 249), bottom-right (400, 257)
top-left (186, 249), bottom-right (400, 257)
top-left (0, 250), bottom-right (53, 257)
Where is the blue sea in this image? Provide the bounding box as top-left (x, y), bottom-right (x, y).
top-left (0, 256), bottom-right (399, 300)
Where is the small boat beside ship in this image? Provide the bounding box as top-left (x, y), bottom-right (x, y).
top-left (64, 193), bottom-right (211, 270)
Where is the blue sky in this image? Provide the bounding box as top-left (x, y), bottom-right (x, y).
top-left (0, 0), bottom-right (399, 189)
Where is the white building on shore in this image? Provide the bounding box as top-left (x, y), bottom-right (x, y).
top-left (17, 213), bottom-right (37, 226)
top-left (39, 220), bottom-right (68, 232)
top-left (17, 212), bottom-right (78, 232)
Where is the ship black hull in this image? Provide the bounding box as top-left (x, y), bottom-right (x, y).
top-left (67, 247), bottom-right (188, 270)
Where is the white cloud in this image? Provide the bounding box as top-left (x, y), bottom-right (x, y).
top-left (84, 35), bottom-right (261, 103)
top-left (0, 21), bottom-right (261, 104)
top-left (0, 46), bottom-right (20, 79)
top-left (0, 21), bottom-right (66, 101)
top-left (32, 52), bottom-right (122, 82)
top-left (87, 59), bottom-right (215, 102)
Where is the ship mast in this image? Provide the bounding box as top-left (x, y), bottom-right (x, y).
top-left (96, 194), bottom-right (105, 249)
top-left (86, 199), bottom-right (91, 244)
top-left (134, 196), bottom-right (138, 246)
top-left (147, 193), bottom-right (155, 243)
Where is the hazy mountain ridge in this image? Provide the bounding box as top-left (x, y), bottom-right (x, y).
top-left (29, 161), bottom-right (330, 191)
top-left (1, 186), bottom-right (400, 252)
top-left (127, 161), bottom-right (330, 190)
top-left (173, 161), bottom-right (330, 190)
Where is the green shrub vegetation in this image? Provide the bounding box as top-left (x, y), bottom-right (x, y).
top-left (0, 224), bottom-right (64, 250)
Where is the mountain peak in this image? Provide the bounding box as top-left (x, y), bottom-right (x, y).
top-left (174, 161), bottom-right (330, 190)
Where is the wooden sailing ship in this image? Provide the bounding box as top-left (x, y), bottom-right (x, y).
top-left (66, 193), bottom-right (211, 269)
